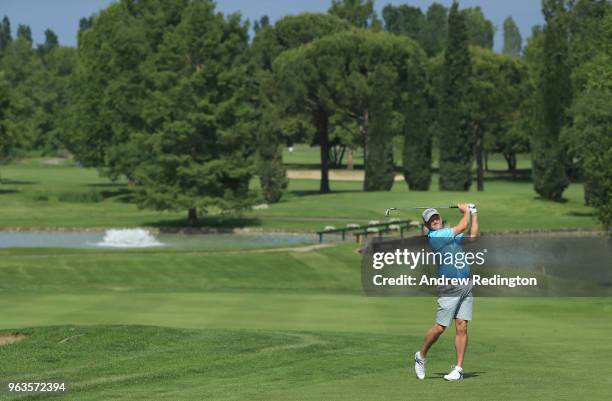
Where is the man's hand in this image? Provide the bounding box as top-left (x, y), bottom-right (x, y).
top-left (457, 203), bottom-right (470, 213)
top-left (468, 203), bottom-right (477, 214)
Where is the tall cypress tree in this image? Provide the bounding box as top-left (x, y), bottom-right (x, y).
top-left (0, 16), bottom-right (12, 52)
top-left (502, 16), bottom-right (522, 57)
top-left (438, 2), bottom-right (473, 191)
top-left (0, 73), bottom-right (12, 162)
top-left (532, 0), bottom-right (571, 201)
top-left (16, 25), bottom-right (32, 43)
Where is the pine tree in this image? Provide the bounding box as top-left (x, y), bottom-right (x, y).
top-left (502, 16), bottom-right (522, 57)
top-left (438, 2), bottom-right (473, 191)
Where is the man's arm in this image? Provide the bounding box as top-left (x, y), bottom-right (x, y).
top-left (453, 203), bottom-right (470, 237)
top-left (469, 210), bottom-right (478, 238)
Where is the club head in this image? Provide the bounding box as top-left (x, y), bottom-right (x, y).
top-left (384, 208), bottom-right (396, 217)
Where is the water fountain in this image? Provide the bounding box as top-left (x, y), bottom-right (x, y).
top-left (96, 229), bottom-right (163, 248)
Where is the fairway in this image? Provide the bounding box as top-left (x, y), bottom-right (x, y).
top-left (0, 245), bottom-right (611, 400)
top-left (0, 160), bottom-right (599, 231)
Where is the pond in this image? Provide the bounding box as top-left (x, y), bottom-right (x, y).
top-left (0, 229), bottom-right (328, 251)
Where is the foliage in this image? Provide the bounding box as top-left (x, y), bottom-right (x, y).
top-left (0, 34), bottom-right (46, 150)
top-left (274, 29), bottom-right (427, 192)
top-left (328, 0), bottom-right (379, 28)
top-left (421, 3), bottom-right (448, 56)
top-left (470, 47), bottom-right (530, 182)
top-left (438, 3), bottom-right (473, 191)
top-left (133, 1), bottom-right (255, 222)
top-left (532, 0), bottom-right (572, 201)
top-left (382, 4), bottom-right (424, 42)
top-left (16, 24), bottom-right (32, 43)
top-left (0, 73), bottom-right (12, 162)
top-left (383, 3), bottom-right (494, 54)
top-left (561, 2), bottom-right (612, 226)
top-left (66, 0), bottom-right (255, 223)
top-left (461, 7), bottom-right (495, 50)
top-left (562, 90), bottom-right (612, 228)
top-left (502, 16), bottom-right (522, 57)
top-left (249, 13), bottom-right (351, 198)
top-left (0, 16), bottom-right (12, 52)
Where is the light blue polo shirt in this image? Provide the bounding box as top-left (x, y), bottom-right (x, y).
top-left (427, 227), bottom-right (470, 279)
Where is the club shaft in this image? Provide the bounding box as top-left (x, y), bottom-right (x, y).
top-left (384, 205), bottom-right (458, 216)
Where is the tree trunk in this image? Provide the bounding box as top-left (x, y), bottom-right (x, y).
top-left (347, 148), bottom-right (354, 170)
top-left (361, 109), bottom-right (369, 191)
top-left (503, 152), bottom-right (517, 178)
top-left (484, 151), bottom-right (489, 171)
top-left (317, 110), bottom-right (330, 194)
top-left (475, 131), bottom-right (484, 192)
top-left (187, 207), bottom-right (198, 226)
top-left (362, 110), bottom-right (369, 167)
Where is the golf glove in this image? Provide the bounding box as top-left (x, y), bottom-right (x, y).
top-left (468, 203), bottom-right (477, 214)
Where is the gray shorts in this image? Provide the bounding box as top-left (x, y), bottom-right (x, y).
top-left (436, 290), bottom-right (473, 327)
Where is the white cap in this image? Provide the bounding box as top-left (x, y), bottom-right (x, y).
top-left (422, 208), bottom-right (439, 223)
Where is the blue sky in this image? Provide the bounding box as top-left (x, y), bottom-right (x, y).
top-left (0, 0), bottom-right (543, 52)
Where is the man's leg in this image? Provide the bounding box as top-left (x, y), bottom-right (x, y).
top-left (420, 323), bottom-right (446, 358)
top-left (454, 319), bottom-right (468, 367)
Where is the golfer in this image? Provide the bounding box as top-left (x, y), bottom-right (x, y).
top-left (414, 203), bottom-right (478, 381)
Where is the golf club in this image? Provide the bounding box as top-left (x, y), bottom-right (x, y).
top-left (384, 205), bottom-right (458, 217)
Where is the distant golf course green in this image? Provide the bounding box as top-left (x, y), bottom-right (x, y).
top-left (0, 156), bottom-right (600, 231)
top-left (0, 158), bottom-right (608, 400)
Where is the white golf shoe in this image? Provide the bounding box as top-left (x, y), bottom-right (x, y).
top-left (414, 351), bottom-right (426, 380)
top-left (444, 366), bottom-right (463, 381)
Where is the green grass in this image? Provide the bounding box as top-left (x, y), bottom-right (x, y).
top-left (0, 158), bottom-right (599, 232)
top-left (283, 143), bottom-right (533, 171)
top-left (0, 245), bottom-right (611, 400)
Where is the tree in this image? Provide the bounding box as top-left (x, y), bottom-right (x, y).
top-left (274, 29), bottom-right (428, 192)
top-left (66, 0), bottom-right (254, 224)
top-left (502, 16), bottom-right (522, 57)
top-left (328, 0), bottom-right (378, 28)
top-left (532, 0), bottom-right (572, 201)
top-left (382, 4), bottom-right (425, 41)
top-left (250, 13), bottom-right (351, 196)
top-left (386, 3), bottom-right (495, 56)
top-left (78, 16), bottom-right (94, 33)
top-left (402, 56), bottom-right (433, 191)
top-left (0, 16), bottom-right (12, 52)
top-left (16, 24), bottom-right (32, 43)
top-left (37, 29), bottom-right (59, 57)
top-left (0, 32), bottom-right (46, 150)
top-left (0, 73), bottom-right (13, 163)
top-left (469, 47), bottom-right (529, 190)
top-left (421, 3), bottom-right (448, 56)
top-left (438, 2), bottom-right (473, 191)
top-left (132, 1), bottom-right (254, 224)
top-left (461, 7), bottom-right (495, 50)
top-left (40, 46), bottom-right (76, 152)
top-left (562, 90), bottom-right (612, 228)
top-left (65, 0), bottom-right (185, 178)
top-left (561, 0), bottom-right (612, 221)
